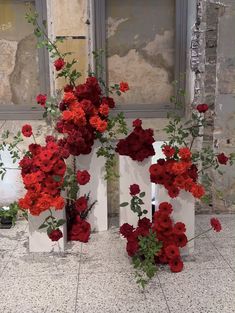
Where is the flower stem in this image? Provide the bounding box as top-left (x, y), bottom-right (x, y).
top-left (188, 227), bottom-right (212, 242)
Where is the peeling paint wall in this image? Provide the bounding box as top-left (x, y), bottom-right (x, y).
top-left (0, 0), bottom-right (40, 106)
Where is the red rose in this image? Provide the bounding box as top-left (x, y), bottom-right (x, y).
top-left (165, 244), bottom-right (180, 259)
top-left (54, 58), bottom-right (65, 71)
top-left (101, 97), bottom-right (115, 108)
top-left (22, 124), bottom-right (33, 137)
top-left (169, 257), bottom-right (184, 272)
top-left (129, 184), bottom-right (140, 196)
top-left (175, 233), bottom-right (188, 248)
top-left (158, 202), bottom-right (173, 215)
top-left (210, 218), bottom-right (222, 232)
top-left (132, 119), bottom-right (142, 128)
top-left (99, 103), bottom-right (109, 116)
top-left (162, 145), bottom-right (175, 158)
top-left (36, 94), bottom-right (47, 107)
top-left (120, 223), bottom-right (134, 238)
top-left (126, 237), bottom-right (139, 257)
top-left (76, 170), bottom-right (90, 185)
top-left (69, 217), bottom-right (91, 242)
top-left (217, 153), bottom-right (229, 165)
top-left (75, 196), bottom-right (88, 213)
top-left (158, 213), bottom-right (172, 229)
top-left (173, 222), bottom-right (186, 235)
top-left (196, 103), bottom-right (209, 113)
top-left (138, 217), bottom-right (151, 229)
top-left (48, 229), bottom-right (63, 241)
top-left (168, 186), bottom-right (180, 198)
top-left (119, 81), bottom-right (129, 92)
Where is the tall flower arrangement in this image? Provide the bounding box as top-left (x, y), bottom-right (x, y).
top-left (0, 9), bottom-right (129, 242)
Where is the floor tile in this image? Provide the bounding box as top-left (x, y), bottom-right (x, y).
top-left (2, 248), bottom-right (81, 278)
top-left (75, 271), bottom-right (169, 313)
top-left (0, 274), bottom-right (78, 313)
top-left (158, 268), bottom-right (235, 313)
top-left (181, 237), bottom-right (231, 271)
top-left (80, 228), bottom-right (133, 274)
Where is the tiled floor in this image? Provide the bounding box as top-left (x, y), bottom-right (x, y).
top-left (0, 215), bottom-right (234, 313)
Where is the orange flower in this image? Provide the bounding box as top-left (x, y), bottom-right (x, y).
top-left (99, 103), bottom-right (109, 116)
top-left (89, 116), bottom-right (100, 128)
top-left (171, 162), bottom-right (191, 175)
top-left (63, 92), bottom-right (77, 103)
top-left (119, 81), bottom-right (129, 92)
top-left (53, 196), bottom-right (65, 210)
top-left (96, 120), bottom-right (107, 133)
top-left (190, 184), bottom-right (205, 198)
top-left (62, 110), bottom-right (74, 121)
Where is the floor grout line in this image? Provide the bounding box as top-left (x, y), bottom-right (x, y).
top-left (204, 234), bottom-right (235, 273)
top-left (74, 243), bottom-right (83, 313)
top-left (156, 273), bottom-right (171, 313)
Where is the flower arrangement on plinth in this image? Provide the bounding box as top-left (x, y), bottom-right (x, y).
top-left (149, 103), bottom-right (234, 201)
top-left (0, 9), bottom-right (129, 243)
top-left (120, 184), bottom-right (222, 288)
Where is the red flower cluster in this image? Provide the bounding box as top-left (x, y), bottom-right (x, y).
top-left (153, 202), bottom-right (187, 272)
top-left (150, 145), bottom-right (205, 199)
top-left (116, 119), bottom-right (155, 162)
top-left (120, 217), bottom-right (151, 257)
top-left (55, 77), bottom-right (123, 156)
top-left (18, 139), bottom-right (66, 216)
top-left (120, 202), bottom-right (187, 273)
top-left (68, 215), bottom-right (91, 242)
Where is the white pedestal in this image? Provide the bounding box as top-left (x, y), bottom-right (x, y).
top-left (76, 141), bottom-right (108, 232)
top-left (119, 156), bottom-right (152, 227)
top-left (156, 187), bottom-right (195, 255)
top-left (28, 208), bottom-right (67, 252)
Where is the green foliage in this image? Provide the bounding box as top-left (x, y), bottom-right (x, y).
top-left (133, 230), bottom-right (162, 289)
top-left (62, 166), bottom-right (79, 201)
top-left (0, 202), bottom-right (19, 225)
top-left (96, 112), bottom-right (128, 180)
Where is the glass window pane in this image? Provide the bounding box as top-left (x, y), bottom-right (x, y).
top-left (106, 0), bottom-right (175, 106)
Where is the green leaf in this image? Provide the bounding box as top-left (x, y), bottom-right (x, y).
top-left (120, 202), bottom-right (129, 207)
top-left (139, 192), bottom-right (145, 198)
top-left (38, 223), bottom-right (48, 230)
top-left (56, 219), bottom-right (66, 227)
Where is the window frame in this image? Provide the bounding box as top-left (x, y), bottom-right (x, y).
top-left (90, 0), bottom-right (188, 118)
top-left (0, 0), bottom-right (50, 120)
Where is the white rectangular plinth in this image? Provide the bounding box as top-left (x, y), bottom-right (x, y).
top-left (119, 156), bottom-right (152, 228)
top-left (156, 187), bottom-right (195, 254)
top-left (28, 208), bottom-right (67, 252)
top-left (76, 142), bottom-right (108, 232)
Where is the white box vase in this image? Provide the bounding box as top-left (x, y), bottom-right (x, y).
top-left (28, 208), bottom-right (67, 252)
top-left (156, 186), bottom-right (195, 255)
top-left (76, 141), bottom-right (108, 232)
top-left (119, 156), bottom-right (152, 228)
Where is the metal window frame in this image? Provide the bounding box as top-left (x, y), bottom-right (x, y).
top-left (91, 0), bottom-right (188, 118)
top-left (0, 0), bottom-right (49, 120)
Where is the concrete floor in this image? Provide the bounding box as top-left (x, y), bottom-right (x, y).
top-left (0, 215), bottom-right (234, 313)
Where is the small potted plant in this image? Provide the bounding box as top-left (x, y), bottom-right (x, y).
top-left (0, 202), bottom-right (19, 229)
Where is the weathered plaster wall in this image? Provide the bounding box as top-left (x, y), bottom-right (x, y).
top-left (213, 0), bottom-right (235, 212)
top-left (0, 1), bottom-right (40, 106)
top-left (106, 0), bottom-right (175, 106)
